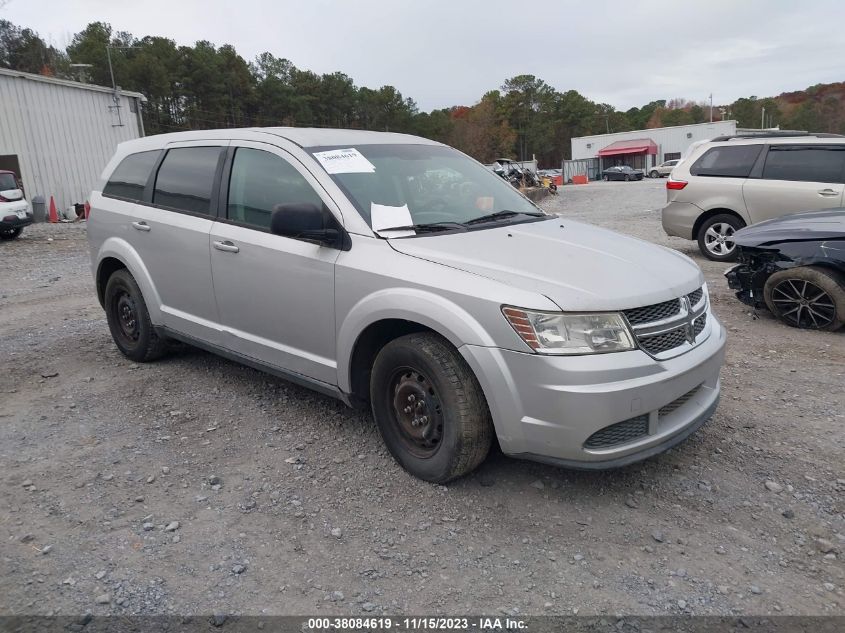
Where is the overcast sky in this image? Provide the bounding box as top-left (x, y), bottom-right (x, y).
top-left (4, 0), bottom-right (844, 112)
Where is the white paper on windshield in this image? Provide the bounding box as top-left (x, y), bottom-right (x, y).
top-left (312, 148), bottom-right (375, 174)
top-left (371, 203), bottom-right (415, 238)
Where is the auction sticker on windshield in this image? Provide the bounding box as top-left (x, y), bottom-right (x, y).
top-left (313, 148), bottom-right (376, 174)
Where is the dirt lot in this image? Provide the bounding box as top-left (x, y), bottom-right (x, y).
top-left (1, 179), bottom-right (843, 618)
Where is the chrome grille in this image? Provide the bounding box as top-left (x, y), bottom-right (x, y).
top-left (623, 299), bottom-right (680, 325)
top-left (624, 286), bottom-right (708, 359)
top-left (584, 415), bottom-right (649, 449)
top-left (658, 384), bottom-right (702, 418)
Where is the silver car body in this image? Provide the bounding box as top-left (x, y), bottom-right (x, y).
top-left (649, 159), bottom-right (679, 178)
top-left (89, 128), bottom-right (725, 469)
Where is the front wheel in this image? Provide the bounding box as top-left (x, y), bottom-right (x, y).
top-left (763, 267), bottom-right (845, 331)
top-left (603, 175), bottom-right (609, 181)
top-left (697, 214), bottom-right (744, 261)
top-left (0, 226), bottom-right (23, 239)
top-left (370, 332), bottom-right (492, 483)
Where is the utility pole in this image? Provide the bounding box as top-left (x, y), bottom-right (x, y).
top-left (761, 106), bottom-right (766, 129)
top-left (709, 93), bottom-right (713, 122)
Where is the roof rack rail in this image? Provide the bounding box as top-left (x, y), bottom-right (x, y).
top-left (710, 132), bottom-right (845, 141)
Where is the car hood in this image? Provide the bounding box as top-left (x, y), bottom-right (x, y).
top-left (388, 218), bottom-right (703, 311)
top-left (734, 209), bottom-right (845, 247)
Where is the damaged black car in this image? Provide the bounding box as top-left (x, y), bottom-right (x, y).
top-left (725, 210), bottom-right (845, 331)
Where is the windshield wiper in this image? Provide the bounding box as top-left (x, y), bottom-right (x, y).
top-left (377, 222), bottom-right (466, 234)
top-left (463, 210), bottom-right (546, 226)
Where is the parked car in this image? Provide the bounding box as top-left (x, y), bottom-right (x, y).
top-left (662, 132), bottom-right (845, 262)
top-left (602, 165), bottom-right (644, 181)
top-left (649, 159), bottom-right (679, 179)
top-left (89, 128), bottom-right (725, 483)
top-left (0, 169), bottom-right (31, 240)
top-left (725, 210), bottom-right (845, 331)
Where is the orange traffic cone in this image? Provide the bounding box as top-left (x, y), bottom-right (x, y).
top-left (84, 201), bottom-right (91, 220)
top-left (48, 196), bottom-right (59, 223)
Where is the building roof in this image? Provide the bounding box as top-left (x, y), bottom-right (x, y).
top-left (573, 120), bottom-right (738, 141)
top-left (597, 138), bottom-right (658, 156)
top-left (0, 67), bottom-right (146, 100)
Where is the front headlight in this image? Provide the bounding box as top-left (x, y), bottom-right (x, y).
top-left (502, 307), bottom-right (636, 355)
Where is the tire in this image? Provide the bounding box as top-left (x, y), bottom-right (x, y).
top-left (697, 213), bottom-right (744, 262)
top-left (370, 332), bottom-right (493, 483)
top-left (104, 269), bottom-right (168, 362)
top-left (763, 267), bottom-right (845, 331)
top-left (624, 174), bottom-right (631, 181)
top-left (603, 175), bottom-right (609, 181)
top-left (649, 171), bottom-right (659, 178)
top-left (0, 226), bottom-right (23, 239)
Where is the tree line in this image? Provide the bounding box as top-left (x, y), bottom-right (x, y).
top-left (1, 19), bottom-right (843, 167)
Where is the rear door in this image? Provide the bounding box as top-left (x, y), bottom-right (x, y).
top-left (209, 142), bottom-right (340, 385)
top-left (122, 141), bottom-right (227, 343)
top-left (743, 144), bottom-right (845, 223)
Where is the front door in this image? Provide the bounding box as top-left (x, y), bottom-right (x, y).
top-left (743, 144), bottom-right (845, 223)
top-left (209, 142), bottom-right (340, 385)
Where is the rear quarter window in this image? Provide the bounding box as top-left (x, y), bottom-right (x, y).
top-left (103, 150), bottom-right (161, 201)
top-left (690, 145), bottom-right (762, 178)
top-left (762, 145), bottom-right (845, 183)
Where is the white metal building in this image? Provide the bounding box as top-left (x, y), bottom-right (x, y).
top-left (0, 68), bottom-right (145, 212)
top-left (571, 120), bottom-right (738, 173)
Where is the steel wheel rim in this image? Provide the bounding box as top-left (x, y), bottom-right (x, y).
top-left (704, 222), bottom-right (736, 256)
top-left (114, 290), bottom-right (140, 342)
top-left (771, 278), bottom-right (835, 328)
top-left (389, 367), bottom-right (444, 458)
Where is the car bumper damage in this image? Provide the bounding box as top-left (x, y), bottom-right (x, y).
top-left (461, 314), bottom-right (726, 468)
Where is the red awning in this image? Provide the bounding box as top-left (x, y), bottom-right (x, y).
top-left (597, 138), bottom-right (658, 156)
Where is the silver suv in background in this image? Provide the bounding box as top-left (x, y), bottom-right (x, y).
top-left (662, 133), bottom-right (845, 261)
top-left (649, 159), bottom-right (679, 179)
top-left (89, 128), bottom-right (725, 483)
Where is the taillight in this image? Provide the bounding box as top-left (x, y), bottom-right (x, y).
top-left (666, 179), bottom-right (687, 190)
top-left (0, 195), bottom-right (8, 202)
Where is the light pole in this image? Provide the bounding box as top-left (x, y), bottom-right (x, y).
top-left (105, 45), bottom-right (142, 127)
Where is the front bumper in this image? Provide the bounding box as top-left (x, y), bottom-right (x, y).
top-left (460, 314), bottom-right (726, 468)
top-left (1, 213), bottom-right (32, 230)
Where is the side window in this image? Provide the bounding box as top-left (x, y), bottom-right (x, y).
top-left (227, 147), bottom-right (323, 230)
top-left (762, 146), bottom-right (845, 183)
top-left (103, 150), bottom-right (160, 201)
top-left (689, 145), bottom-right (762, 178)
top-left (153, 147), bottom-right (222, 214)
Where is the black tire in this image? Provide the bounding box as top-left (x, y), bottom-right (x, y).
top-left (697, 213), bottom-right (744, 262)
top-left (763, 267), bottom-right (845, 331)
top-left (0, 226), bottom-right (23, 239)
top-left (603, 175), bottom-right (609, 181)
top-left (370, 332), bottom-right (493, 483)
top-left (624, 174), bottom-right (631, 181)
top-left (649, 170), bottom-right (659, 178)
top-left (104, 269), bottom-right (168, 362)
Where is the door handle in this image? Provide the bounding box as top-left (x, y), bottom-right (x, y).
top-left (131, 221), bottom-right (151, 232)
top-left (213, 240), bottom-right (239, 253)
top-left (817, 189), bottom-right (839, 197)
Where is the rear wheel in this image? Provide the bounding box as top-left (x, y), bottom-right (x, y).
top-left (763, 267), bottom-right (845, 331)
top-left (649, 170), bottom-right (659, 178)
top-left (0, 226), bottom-right (22, 239)
top-left (104, 269), bottom-right (168, 361)
top-left (603, 175), bottom-right (609, 181)
top-left (697, 213), bottom-right (743, 261)
top-left (370, 332), bottom-right (492, 483)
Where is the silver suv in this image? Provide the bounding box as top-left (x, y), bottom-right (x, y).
top-left (648, 159), bottom-right (679, 179)
top-left (662, 133), bottom-right (845, 261)
top-left (88, 128), bottom-right (725, 482)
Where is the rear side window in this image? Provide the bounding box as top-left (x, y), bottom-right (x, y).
top-left (690, 145), bottom-right (762, 178)
top-left (103, 150), bottom-right (160, 201)
top-left (227, 147), bottom-right (323, 230)
top-left (153, 147), bottom-right (222, 214)
top-left (762, 146), bottom-right (845, 183)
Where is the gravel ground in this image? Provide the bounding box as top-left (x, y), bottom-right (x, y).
top-left (1, 179), bottom-right (843, 618)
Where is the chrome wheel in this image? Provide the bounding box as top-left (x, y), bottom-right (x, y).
top-left (703, 222), bottom-right (736, 257)
top-left (769, 279), bottom-right (836, 329)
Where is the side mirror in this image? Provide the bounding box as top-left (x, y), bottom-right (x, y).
top-left (270, 203), bottom-right (341, 247)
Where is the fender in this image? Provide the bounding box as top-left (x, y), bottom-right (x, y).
top-left (336, 287), bottom-right (498, 393)
top-left (96, 237), bottom-right (163, 324)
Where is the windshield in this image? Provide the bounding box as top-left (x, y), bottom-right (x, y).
top-left (307, 144), bottom-right (544, 235)
top-left (0, 173), bottom-right (17, 190)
